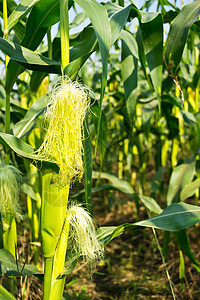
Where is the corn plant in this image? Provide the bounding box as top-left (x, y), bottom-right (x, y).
top-left (0, 0), bottom-right (200, 299)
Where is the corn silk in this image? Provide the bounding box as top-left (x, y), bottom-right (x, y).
top-left (0, 165), bottom-right (22, 220)
top-left (36, 77), bottom-right (90, 186)
top-left (65, 204), bottom-right (104, 263)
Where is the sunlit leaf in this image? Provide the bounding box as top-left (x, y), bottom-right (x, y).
top-left (120, 30), bottom-right (138, 126)
top-left (165, 0), bottom-right (200, 74)
top-left (0, 38), bottom-right (61, 73)
top-left (75, 0), bottom-right (111, 156)
top-left (140, 12), bottom-right (163, 111)
top-left (0, 284), bottom-right (16, 299)
top-left (13, 93), bottom-right (50, 138)
top-left (167, 158), bottom-right (195, 205)
top-left (0, 132), bottom-right (58, 172)
top-left (0, 249), bottom-right (41, 276)
top-left (7, 0), bottom-right (40, 33)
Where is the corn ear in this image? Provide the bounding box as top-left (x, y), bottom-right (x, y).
top-left (36, 77), bottom-right (89, 186)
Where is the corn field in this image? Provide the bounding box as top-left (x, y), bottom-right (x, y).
top-left (0, 0), bottom-right (200, 299)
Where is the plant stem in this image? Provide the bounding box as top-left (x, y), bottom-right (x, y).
top-left (48, 216), bottom-right (71, 300)
top-left (60, 0), bottom-right (70, 72)
top-left (5, 93), bottom-right (10, 134)
top-left (43, 258), bottom-right (53, 300)
top-left (2, 2), bottom-right (14, 284)
top-left (41, 173), bottom-right (69, 299)
top-left (47, 28), bottom-right (52, 60)
top-left (3, 0), bottom-right (9, 67)
top-left (3, 214), bottom-right (17, 257)
top-left (3, 0), bottom-right (10, 135)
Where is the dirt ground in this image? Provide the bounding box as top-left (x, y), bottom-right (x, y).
top-left (2, 193), bottom-right (200, 300)
top-left (63, 199), bottom-right (200, 300)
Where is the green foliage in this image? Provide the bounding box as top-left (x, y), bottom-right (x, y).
top-left (0, 0), bottom-right (200, 298)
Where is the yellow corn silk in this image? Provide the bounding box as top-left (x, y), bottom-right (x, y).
top-left (0, 165), bottom-right (22, 220)
top-left (64, 204), bottom-right (104, 263)
top-left (36, 77), bottom-right (89, 186)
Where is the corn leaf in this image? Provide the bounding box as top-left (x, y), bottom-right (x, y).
top-left (167, 158), bottom-right (195, 205)
top-left (161, 94), bottom-right (183, 109)
top-left (75, 0), bottom-right (111, 157)
top-left (0, 38), bottom-right (61, 73)
top-left (135, 203), bottom-right (200, 231)
top-left (0, 284), bottom-right (16, 299)
top-left (64, 26), bottom-right (98, 79)
top-left (97, 224), bottom-right (137, 246)
top-left (140, 12), bottom-right (163, 111)
top-left (120, 30), bottom-right (138, 126)
top-left (165, 0), bottom-right (200, 74)
top-left (138, 195), bottom-right (163, 214)
top-left (83, 117), bottom-right (92, 212)
top-left (176, 230), bottom-right (200, 272)
top-left (0, 249), bottom-right (41, 276)
top-left (31, 27), bottom-right (97, 91)
top-left (91, 102), bottom-right (108, 163)
top-left (98, 203), bottom-right (200, 246)
top-left (105, 2), bottom-right (132, 44)
top-left (69, 12), bottom-right (87, 29)
top-left (5, 0), bottom-right (73, 93)
top-left (136, 27), bottom-right (150, 88)
top-left (21, 183), bottom-right (38, 201)
top-left (0, 133), bottom-right (58, 172)
top-left (7, 0), bottom-right (40, 33)
top-left (71, 183), bottom-right (135, 200)
top-left (13, 93), bottom-right (50, 138)
top-left (180, 178), bottom-right (200, 202)
top-left (92, 171), bottom-right (135, 196)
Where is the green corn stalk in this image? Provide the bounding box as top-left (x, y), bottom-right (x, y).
top-left (2, 1), bottom-right (18, 294)
top-left (171, 87), bottom-right (181, 169)
top-left (118, 149), bottom-right (123, 179)
top-left (41, 1), bottom-right (72, 298)
top-left (42, 172), bottom-right (69, 300)
top-left (179, 249), bottom-right (185, 290)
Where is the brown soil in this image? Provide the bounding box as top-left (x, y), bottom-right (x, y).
top-left (2, 195), bottom-right (200, 300)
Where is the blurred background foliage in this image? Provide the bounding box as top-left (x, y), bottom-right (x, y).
top-left (0, 0), bottom-right (200, 299)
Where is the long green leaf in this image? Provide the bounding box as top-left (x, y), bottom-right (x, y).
top-left (180, 178), bottom-right (200, 202)
top-left (13, 93), bottom-right (50, 138)
top-left (136, 26), bottom-right (151, 89)
top-left (105, 2), bottom-right (131, 44)
top-left (31, 27), bottom-right (97, 91)
top-left (140, 12), bottom-right (163, 111)
top-left (165, 0), bottom-right (200, 74)
top-left (120, 30), bottom-right (138, 126)
top-left (21, 183), bottom-right (38, 201)
top-left (83, 117), bottom-right (92, 212)
top-left (176, 230), bottom-right (200, 272)
top-left (7, 0), bottom-right (40, 33)
top-left (0, 133), bottom-right (58, 172)
top-left (0, 284), bottom-right (16, 300)
top-left (5, 0), bottom-right (73, 93)
top-left (65, 27), bottom-right (98, 80)
top-left (139, 195), bottom-right (162, 214)
top-left (0, 249), bottom-right (41, 276)
top-left (91, 102), bottom-right (108, 163)
top-left (0, 38), bottom-right (61, 73)
top-left (97, 224), bottom-right (136, 246)
top-left (135, 203), bottom-right (200, 231)
top-left (167, 159), bottom-right (195, 205)
top-left (92, 171), bottom-right (135, 196)
top-left (97, 203), bottom-right (200, 245)
top-left (74, 0), bottom-right (110, 91)
top-left (75, 0), bottom-right (111, 156)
